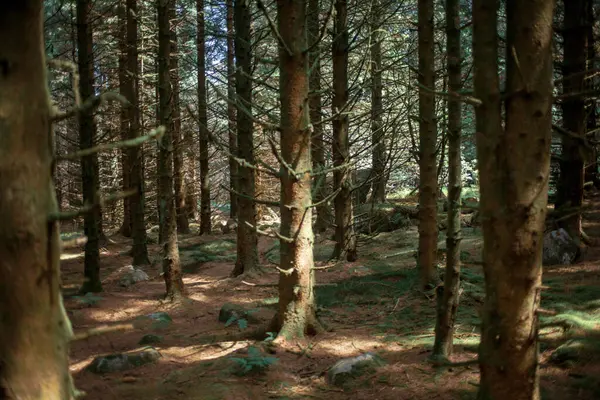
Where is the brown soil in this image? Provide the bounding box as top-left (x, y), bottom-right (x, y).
top-left (62, 196), bottom-right (600, 400)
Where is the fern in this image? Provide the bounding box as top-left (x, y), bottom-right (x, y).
top-left (229, 346), bottom-right (278, 376)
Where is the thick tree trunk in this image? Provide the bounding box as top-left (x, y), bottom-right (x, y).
top-left (127, 0), bottom-right (150, 266)
top-left (197, 0), bottom-right (211, 235)
top-left (417, 0), bottom-right (438, 290)
top-left (118, 1), bottom-right (132, 237)
top-left (170, 2), bottom-right (191, 235)
top-left (585, 0), bottom-right (598, 188)
top-left (227, 0), bottom-right (238, 219)
top-left (271, 0), bottom-right (322, 341)
top-left (308, 2), bottom-right (329, 233)
top-left (0, 2), bottom-right (74, 398)
top-left (371, 0), bottom-right (386, 204)
top-left (158, 0), bottom-right (185, 300)
top-left (473, 0), bottom-right (555, 398)
top-left (556, 0), bottom-right (586, 239)
top-left (231, 0), bottom-right (259, 276)
top-left (331, 0), bottom-right (357, 261)
top-left (77, 0), bottom-right (102, 293)
top-left (432, 0), bottom-right (462, 360)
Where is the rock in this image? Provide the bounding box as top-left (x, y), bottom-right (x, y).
top-left (139, 334), bottom-right (163, 345)
top-left (550, 339), bottom-right (593, 366)
top-left (543, 228), bottom-right (579, 266)
top-left (134, 312), bottom-right (173, 330)
top-left (327, 353), bottom-right (386, 386)
top-left (221, 219), bottom-right (238, 234)
top-left (218, 303), bottom-right (260, 324)
top-left (118, 265), bottom-right (150, 287)
top-left (87, 348), bottom-right (161, 374)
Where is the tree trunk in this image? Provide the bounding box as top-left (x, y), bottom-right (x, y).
top-left (371, 0), bottom-right (386, 204)
top-left (556, 0), bottom-right (586, 239)
top-left (331, 0), bottom-right (357, 262)
top-left (197, 0), bottom-right (212, 235)
top-left (308, 2), bottom-right (329, 233)
top-left (118, 1), bottom-right (132, 237)
top-left (585, 0), bottom-right (598, 188)
top-left (77, 0), bottom-right (102, 293)
top-left (170, 1), bottom-right (191, 235)
top-left (0, 2), bottom-right (74, 398)
top-left (473, 0), bottom-right (555, 398)
top-left (231, 0), bottom-right (259, 276)
top-left (158, 0), bottom-right (185, 300)
top-left (227, 0), bottom-right (238, 219)
top-left (270, 0), bottom-right (322, 341)
top-left (417, 0), bottom-right (438, 290)
top-left (127, 0), bottom-right (150, 266)
top-left (432, 0), bottom-right (461, 360)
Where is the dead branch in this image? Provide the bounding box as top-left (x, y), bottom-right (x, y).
top-left (268, 137), bottom-right (298, 179)
top-left (244, 221), bottom-right (294, 243)
top-left (256, 0), bottom-right (293, 57)
top-left (219, 184), bottom-right (281, 207)
top-left (71, 323), bottom-right (134, 341)
top-left (51, 92), bottom-right (129, 123)
top-left (49, 189), bottom-right (137, 222)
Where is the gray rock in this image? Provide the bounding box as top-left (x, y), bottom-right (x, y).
top-left (139, 334), bottom-right (163, 345)
top-left (218, 303), bottom-right (259, 324)
top-left (134, 312), bottom-right (173, 330)
top-left (543, 228), bottom-right (579, 266)
top-left (327, 353), bottom-right (386, 386)
top-left (118, 265), bottom-right (150, 287)
top-left (87, 348), bottom-right (161, 374)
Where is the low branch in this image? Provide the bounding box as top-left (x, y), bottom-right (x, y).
top-left (51, 92), bottom-right (129, 123)
top-left (416, 82), bottom-right (482, 106)
top-left (219, 184), bottom-right (281, 207)
top-left (552, 124), bottom-right (596, 149)
top-left (49, 189), bottom-right (137, 222)
top-left (308, 187), bottom-right (341, 208)
top-left (71, 323), bottom-right (134, 341)
top-left (268, 137), bottom-right (298, 179)
top-left (245, 221), bottom-right (295, 243)
top-left (57, 126), bottom-right (165, 161)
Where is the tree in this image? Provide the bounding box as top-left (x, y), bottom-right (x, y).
top-left (231, 0), bottom-right (259, 276)
top-left (197, 0), bottom-right (211, 235)
top-left (417, 0), bottom-right (438, 291)
top-left (585, 0), bottom-right (598, 188)
top-left (227, 0), bottom-right (238, 219)
top-left (158, 0), bottom-right (185, 300)
top-left (119, 1), bottom-right (132, 238)
top-left (126, 0), bottom-right (150, 266)
top-left (308, 2), bottom-right (329, 233)
top-left (371, 0), bottom-right (386, 204)
top-left (270, 0), bottom-right (322, 341)
top-left (556, 0), bottom-right (587, 242)
top-left (331, 0), bottom-right (357, 261)
top-left (432, 0), bottom-right (462, 360)
top-left (77, 0), bottom-right (102, 293)
top-left (473, 0), bottom-right (555, 397)
top-left (0, 2), bottom-right (73, 397)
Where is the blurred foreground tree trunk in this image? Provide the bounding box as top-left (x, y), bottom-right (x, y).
top-left (473, 0), bottom-right (555, 398)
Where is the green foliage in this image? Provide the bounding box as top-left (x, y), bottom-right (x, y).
top-left (225, 314), bottom-right (248, 330)
top-left (229, 346), bottom-right (277, 376)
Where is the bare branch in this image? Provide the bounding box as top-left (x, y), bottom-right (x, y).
top-left (268, 137), bottom-right (298, 179)
top-left (49, 189), bottom-right (137, 222)
top-left (219, 184), bottom-right (281, 207)
top-left (416, 82), bottom-right (482, 106)
top-left (244, 221), bottom-right (295, 243)
top-left (256, 0), bottom-right (293, 57)
top-left (51, 92), bottom-right (129, 123)
top-left (304, 0), bottom-right (335, 53)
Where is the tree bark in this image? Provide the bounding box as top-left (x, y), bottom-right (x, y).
top-left (227, 0), bottom-right (238, 219)
top-left (271, 0), bottom-right (322, 341)
top-left (77, 0), bottom-right (102, 293)
top-left (331, 0), bottom-right (357, 262)
top-left (0, 2), bottom-right (74, 398)
top-left (371, 0), bottom-right (386, 204)
top-left (118, 1), bottom-right (132, 237)
top-left (418, 0), bottom-right (438, 290)
top-left (170, 1), bottom-right (191, 235)
top-left (158, 0), bottom-right (185, 300)
top-left (473, 0), bottom-right (555, 398)
top-left (308, 2), bottom-right (329, 233)
top-left (197, 0), bottom-right (211, 235)
top-left (585, 0), bottom-right (598, 188)
top-left (556, 0), bottom-right (586, 239)
top-left (231, 0), bottom-right (259, 276)
top-left (432, 0), bottom-right (462, 360)
top-left (126, 0), bottom-right (150, 266)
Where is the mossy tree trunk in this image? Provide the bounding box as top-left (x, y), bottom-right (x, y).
top-left (432, 0), bottom-right (462, 360)
top-left (371, 0), bottom-right (386, 204)
top-left (556, 0), bottom-right (586, 240)
top-left (473, 0), bottom-right (555, 398)
top-left (331, 0), bottom-right (357, 262)
top-left (197, 0), bottom-right (211, 235)
top-left (158, 0), bottom-right (185, 300)
top-left (227, 0), bottom-right (238, 219)
top-left (417, 0), bottom-right (438, 291)
top-left (0, 2), bottom-right (73, 397)
top-left (127, 0), bottom-right (150, 266)
top-left (77, 0), bottom-right (102, 293)
top-left (271, 0), bottom-right (322, 341)
top-left (231, 0), bottom-right (259, 276)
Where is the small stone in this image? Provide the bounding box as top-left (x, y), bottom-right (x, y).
top-left (119, 265), bottom-right (150, 287)
top-left (327, 353), bottom-right (386, 387)
top-left (139, 334), bottom-right (163, 345)
top-left (543, 228), bottom-right (579, 266)
top-left (87, 348), bottom-right (161, 374)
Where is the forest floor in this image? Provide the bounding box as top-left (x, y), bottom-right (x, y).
top-left (62, 196), bottom-right (600, 400)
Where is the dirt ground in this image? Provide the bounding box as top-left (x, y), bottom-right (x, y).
top-left (62, 197), bottom-right (600, 400)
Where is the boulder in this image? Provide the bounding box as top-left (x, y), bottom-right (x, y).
top-left (218, 303), bottom-right (260, 324)
top-left (118, 266), bottom-right (150, 287)
top-left (542, 228), bottom-right (579, 266)
top-left (87, 348), bottom-right (161, 374)
top-left (327, 353), bottom-right (386, 387)
top-left (221, 219), bottom-right (238, 234)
